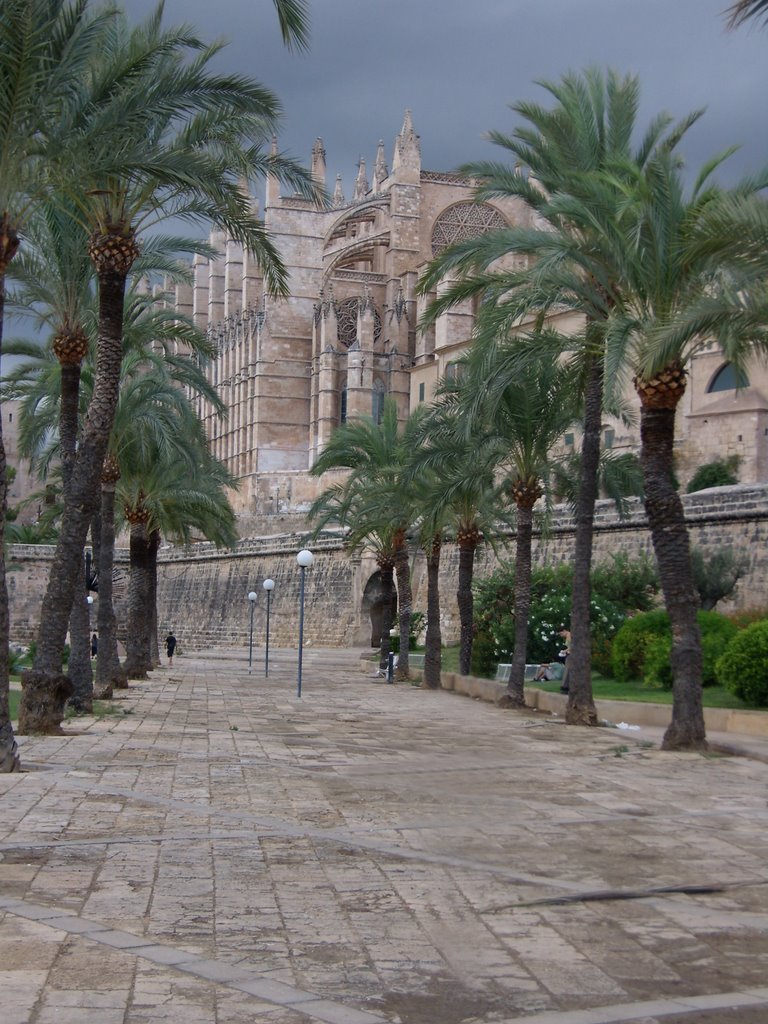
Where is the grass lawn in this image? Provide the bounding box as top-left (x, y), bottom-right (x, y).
top-left (529, 675), bottom-right (764, 711)
top-left (435, 648), bottom-right (764, 712)
top-left (7, 686), bottom-right (126, 723)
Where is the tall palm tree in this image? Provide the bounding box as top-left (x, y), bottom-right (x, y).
top-left (0, 0), bottom-right (115, 757)
top-left (20, 6), bottom-right (320, 733)
top-left (5, 206), bottom-right (223, 701)
top-left (470, 338), bottom-right (581, 706)
top-left (603, 150), bottom-right (768, 749)
top-left (419, 68), bottom-right (698, 728)
top-left (309, 400), bottom-right (417, 678)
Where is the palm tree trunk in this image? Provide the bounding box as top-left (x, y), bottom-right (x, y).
top-left (124, 521), bottom-right (153, 679)
top-left (59, 362), bottom-right (81, 493)
top-left (67, 577), bottom-right (93, 712)
top-left (59, 359), bottom-right (92, 712)
top-left (0, 252), bottom-right (20, 771)
top-left (394, 537), bottom-right (411, 680)
top-left (640, 402), bottom-right (706, 750)
top-left (148, 529), bottom-right (160, 667)
top-left (423, 535), bottom-right (442, 689)
top-left (378, 560), bottom-right (395, 672)
top-left (457, 540), bottom-right (476, 675)
top-left (20, 263), bottom-right (130, 733)
top-left (94, 485), bottom-right (124, 697)
top-left (566, 352), bottom-right (600, 727)
top-left (503, 503), bottom-right (534, 707)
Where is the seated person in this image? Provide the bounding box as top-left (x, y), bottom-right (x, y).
top-left (533, 662), bottom-right (554, 681)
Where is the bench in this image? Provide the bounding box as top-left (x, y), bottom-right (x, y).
top-left (495, 662), bottom-right (565, 683)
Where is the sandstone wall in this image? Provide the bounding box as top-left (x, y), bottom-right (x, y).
top-left (8, 484), bottom-right (768, 651)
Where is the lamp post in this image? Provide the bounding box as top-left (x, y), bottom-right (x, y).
top-left (262, 578), bottom-right (274, 677)
top-left (247, 591), bottom-right (257, 673)
top-left (296, 549), bottom-right (314, 697)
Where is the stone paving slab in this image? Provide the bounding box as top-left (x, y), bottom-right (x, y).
top-left (1, 646), bottom-right (767, 1023)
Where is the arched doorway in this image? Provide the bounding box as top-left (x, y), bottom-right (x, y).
top-left (361, 571), bottom-right (396, 648)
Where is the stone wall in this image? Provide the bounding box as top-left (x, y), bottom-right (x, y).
top-left (8, 484), bottom-right (768, 651)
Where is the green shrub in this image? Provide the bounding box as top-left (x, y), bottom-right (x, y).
top-left (470, 628), bottom-right (497, 678)
top-left (591, 552), bottom-right (659, 613)
top-left (641, 611), bottom-right (736, 689)
top-left (642, 635), bottom-right (673, 689)
top-left (611, 610), bottom-right (671, 682)
top-left (686, 456), bottom-right (739, 493)
top-left (716, 619), bottom-right (768, 706)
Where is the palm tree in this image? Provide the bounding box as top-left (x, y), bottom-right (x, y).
top-left (471, 339), bottom-right (580, 706)
top-left (726, 1), bottom-right (768, 27)
top-left (419, 68), bottom-right (698, 727)
top-left (5, 202), bottom-right (224, 703)
top-left (409, 391), bottom-right (509, 679)
top-left (20, 6), bottom-right (320, 733)
top-left (95, 288), bottom-right (225, 691)
top-left (119, 447), bottom-right (237, 680)
top-left (0, 0), bottom-right (114, 758)
top-left (309, 400), bottom-right (417, 678)
top-left (604, 149), bottom-right (768, 749)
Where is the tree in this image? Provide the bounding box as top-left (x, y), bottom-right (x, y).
top-left (418, 68), bottom-right (716, 740)
top-left (95, 288), bottom-right (225, 690)
top-left (410, 381), bottom-right (511, 679)
top-left (118, 445), bottom-right (237, 679)
top-left (310, 400), bottom-right (417, 678)
top-left (19, 5), bottom-right (319, 733)
top-left (468, 338), bottom-right (580, 706)
top-left (5, 217), bottom-right (224, 700)
top-left (611, 149), bottom-right (768, 747)
top-left (0, 0), bottom-right (114, 761)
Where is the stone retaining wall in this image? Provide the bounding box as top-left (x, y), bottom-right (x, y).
top-left (8, 484), bottom-right (768, 649)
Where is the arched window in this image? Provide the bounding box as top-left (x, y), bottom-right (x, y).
top-left (707, 363), bottom-right (749, 393)
top-left (430, 201), bottom-right (507, 257)
top-left (372, 380), bottom-right (386, 423)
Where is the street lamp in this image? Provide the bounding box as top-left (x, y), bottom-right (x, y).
top-left (296, 549), bottom-right (314, 697)
top-left (247, 591), bottom-right (257, 673)
top-left (262, 578), bottom-right (274, 677)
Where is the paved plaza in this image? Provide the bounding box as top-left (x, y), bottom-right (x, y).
top-left (1, 647), bottom-right (767, 1024)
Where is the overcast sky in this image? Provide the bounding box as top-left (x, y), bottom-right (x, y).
top-left (119, 0), bottom-right (768, 197)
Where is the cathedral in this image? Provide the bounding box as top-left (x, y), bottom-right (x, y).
top-left (163, 110), bottom-right (768, 530)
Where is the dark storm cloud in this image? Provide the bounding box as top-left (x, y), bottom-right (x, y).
top-left (120, 0), bottom-right (768, 192)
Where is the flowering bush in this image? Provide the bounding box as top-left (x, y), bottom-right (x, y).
top-left (475, 587), bottom-right (624, 669)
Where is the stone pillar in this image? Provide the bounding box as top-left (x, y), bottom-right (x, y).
top-left (224, 237), bottom-right (244, 318)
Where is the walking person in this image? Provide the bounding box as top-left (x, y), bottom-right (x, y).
top-left (165, 631), bottom-right (177, 666)
top-left (90, 633), bottom-right (98, 660)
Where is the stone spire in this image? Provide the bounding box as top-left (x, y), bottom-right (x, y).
top-left (372, 139), bottom-right (388, 192)
top-left (332, 174), bottom-right (345, 207)
top-left (392, 109), bottom-right (421, 176)
top-left (353, 157), bottom-right (368, 201)
top-left (266, 135), bottom-right (280, 207)
top-left (311, 137), bottom-right (326, 188)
